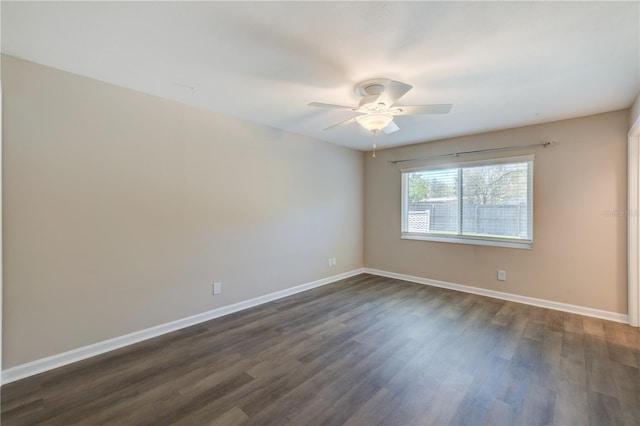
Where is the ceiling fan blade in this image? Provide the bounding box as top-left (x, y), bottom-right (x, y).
top-left (375, 80), bottom-right (413, 107)
top-left (383, 121), bottom-right (399, 134)
top-left (308, 102), bottom-right (357, 110)
top-left (392, 104), bottom-right (453, 115)
top-left (323, 116), bottom-right (359, 130)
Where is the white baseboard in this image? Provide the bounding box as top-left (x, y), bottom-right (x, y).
top-left (1, 268), bottom-right (365, 385)
top-left (4, 266), bottom-right (626, 385)
top-left (364, 268), bottom-right (629, 324)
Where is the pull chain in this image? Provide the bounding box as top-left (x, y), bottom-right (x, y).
top-left (372, 130), bottom-right (377, 158)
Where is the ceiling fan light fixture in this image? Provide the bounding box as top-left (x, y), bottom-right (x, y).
top-left (356, 112), bottom-right (393, 133)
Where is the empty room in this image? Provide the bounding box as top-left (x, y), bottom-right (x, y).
top-left (1, 1), bottom-right (639, 425)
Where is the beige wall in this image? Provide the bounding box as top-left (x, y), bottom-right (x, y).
top-left (2, 55), bottom-right (364, 368)
top-left (365, 110), bottom-right (629, 314)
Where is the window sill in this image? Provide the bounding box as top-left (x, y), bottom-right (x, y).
top-left (401, 233), bottom-right (533, 250)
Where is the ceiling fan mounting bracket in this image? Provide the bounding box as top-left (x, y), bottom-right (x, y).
top-left (354, 78), bottom-right (391, 97)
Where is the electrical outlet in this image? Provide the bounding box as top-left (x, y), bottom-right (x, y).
top-left (328, 258), bottom-right (333, 267)
top-left (332, 257), bottom-right (337, 266)
top-left (497, 270), bottom-right (506, 281)
top-left (213, 281), bottom-right (222, 295)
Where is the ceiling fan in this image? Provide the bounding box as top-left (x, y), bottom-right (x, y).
top-left (308, 78), bottom-right (452, 136)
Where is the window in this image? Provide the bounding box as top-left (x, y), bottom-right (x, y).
top-left (401, 155), bottom-right (533, 249)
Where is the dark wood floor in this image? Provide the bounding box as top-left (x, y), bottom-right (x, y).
top-left (2, 274), bottom-right (639, 425)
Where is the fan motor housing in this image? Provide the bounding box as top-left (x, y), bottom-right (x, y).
top-left (358, 95), bottom-right (383, 110)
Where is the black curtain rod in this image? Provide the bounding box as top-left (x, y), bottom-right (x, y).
top-left (387, 141), bottom-right (555, 165)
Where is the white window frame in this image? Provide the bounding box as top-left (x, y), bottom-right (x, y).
top-left (401, 155), bottom-right (534, 249)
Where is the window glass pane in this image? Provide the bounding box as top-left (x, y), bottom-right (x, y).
top-left (461, 162), bottom-right (529, 239)
top-left (401, 156), bottom-right (533, 248)
top-left (406, 169), bottom-right (459, 234)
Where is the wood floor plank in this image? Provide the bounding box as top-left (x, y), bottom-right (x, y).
top-left (342, 387), bottom-right (396, 426)
top-left (517, 382), bottom-right (556, 426)
top-left (449, 354), bottom-right (510, 426)
top-left (587, 389), bottom-right (625, 425)
top-left (553, 376), bottom-right (589, 426)
top-left (483, 398), bottom-right (519, 426)
top-left (415, 370), bottom-right (475, 425)
top-left (610, 361), bottom-right (640, 424)
top-left (2, 273), bottom-right (639, 425)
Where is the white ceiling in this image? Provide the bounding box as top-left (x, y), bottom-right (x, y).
top-left (2, 1), bottom-right (639, 151)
